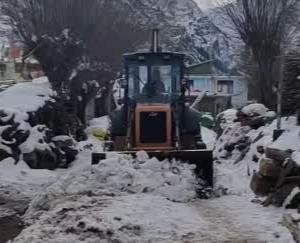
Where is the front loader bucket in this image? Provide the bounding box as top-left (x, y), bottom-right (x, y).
top-left (92, 150), bottom-right (213, 187)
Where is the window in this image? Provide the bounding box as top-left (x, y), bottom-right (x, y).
top-left (128, 65), bottom-right (148, 97)
top-left (191, 78), bottom-right (208, 92)
top-left (138, 66), bottom-right (148, 92)
top-left (172, 65), bottom-right (181, 92)
top-left (151, 65), bottom-right (172, 94)
top-left (217, 80), bottom-right (233, 94)
top-left (128, 64), bottom-right (180, 97)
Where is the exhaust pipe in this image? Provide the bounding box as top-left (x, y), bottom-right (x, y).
top-left (151, 28), bottom-right (159, 53)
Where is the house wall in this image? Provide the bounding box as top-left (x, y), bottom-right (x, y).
top-left (0, 43), bottom-right (43, 82)
top-left (189, 75), bottom-right (248, 108)
top-left (231, 77), bottom-right (248, 108)
top-left (0, 62), bottom-right (44, 82)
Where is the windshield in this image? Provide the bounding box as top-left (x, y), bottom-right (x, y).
top-left (128, 65), bottom-right (148, 97)
top-left (128, 64), bottom-right (180, 98)
top-left (150, 65), bottom-right (171, 94)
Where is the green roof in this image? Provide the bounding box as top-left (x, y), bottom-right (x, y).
top-left (187, 60), bottom-right (214, 75)
top-left (187, 59), bottom-right (241, 76)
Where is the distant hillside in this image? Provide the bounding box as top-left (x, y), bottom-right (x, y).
top-left (121, 0), bottom-right (233, 69)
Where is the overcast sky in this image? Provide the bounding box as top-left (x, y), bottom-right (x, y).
top-left (193, 0), bottom-right (218, 10)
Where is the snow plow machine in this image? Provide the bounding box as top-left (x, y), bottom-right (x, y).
top-left (92, 29), bottom-right (213, 187)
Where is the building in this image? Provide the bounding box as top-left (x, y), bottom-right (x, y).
top-left (186, 60), bottom-right (248, 116)
top-left (0, 42), bottom-right (44, 82)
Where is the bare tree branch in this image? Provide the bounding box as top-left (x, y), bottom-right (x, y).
top-left (221, 0), bottom-right (299, 108)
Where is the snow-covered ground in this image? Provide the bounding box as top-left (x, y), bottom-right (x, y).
top-left (7, 149), bottom-right (295, 243)
top-left (0, 110), bottom-right (298, 242)
top-left (215, 113), bottom-right (300, 195)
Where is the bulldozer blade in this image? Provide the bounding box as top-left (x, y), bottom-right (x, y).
top-left (92, 150), bottom-right (213, 187)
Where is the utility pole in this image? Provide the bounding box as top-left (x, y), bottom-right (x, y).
top-left (277, 55), bottom-right (284, 129)
top-left (273, 52), bottom-right (285, 141)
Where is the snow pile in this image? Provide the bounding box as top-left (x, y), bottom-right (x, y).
top-left (217, 108), bottom-right (237, 130)
top-left (81, 116), bottom-right (110, 153)
top-left (242, 103), bottom-right (269, 117)
top-left (16, 194), bottom-right (214, 243)
top-left (0, 158), bottom-right (58, 190)
top-left (214, 116), bottom-right (300, 195)
top-left (0, 78), bottom-right (57, 164)
top-left (0, 77), bottom-right (78, 169)
top-left (26, 152), bottom-right (198, 213)
top-left (88, 116), bottom-right (110, 130)
top-left (202, 126), bottom-right (217, 150)
top-left (0, 77), bottom-right (54, 124)
top-left (85, 116), bottom-right (110, 137)
top-left (12, 152), bottom-right (207, 242)
top-left (19, 125), bottom-right (53, 154)
top-left (269, 119), bottom-right (300, 151)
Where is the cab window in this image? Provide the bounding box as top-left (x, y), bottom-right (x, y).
top-left (151, 65), bottom-right (172, 94)
top-left (128, 65), bottom-right (148, 96)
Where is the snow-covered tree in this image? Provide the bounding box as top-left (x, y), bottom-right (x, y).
top-left (0, 0), bottom-right (147, 124)
top-left (222, 0), bottom-right (300, 109)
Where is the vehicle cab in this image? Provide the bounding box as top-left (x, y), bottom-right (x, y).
top-left (123, 51), bottom-right (185, 104)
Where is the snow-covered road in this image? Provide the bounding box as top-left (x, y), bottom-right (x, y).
top-left (0, 113), bottom-right (297, 242)
top-left (0, 151), bottom-right (294, 243)
top-left (192, 196), bottom-right (293, 243)
top-left (7, 193), bottom-right (295, 242)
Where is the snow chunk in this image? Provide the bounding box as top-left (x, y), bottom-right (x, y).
top-left (270, 118), bottom-right (300, 151)
top-left (88, 116), bottom-right (110, 131)
top-left (202, 113), bottom-right (213, 121)
top-left (52, 135), bottom-right (73, 142)
top-left (136, 150), bottom-right (149, 161)
top-left (19, 125), bottom-right (53, 154)
top-left (202, 126), bottom-right (217, 150)
top-left (292, 152), bottom-right (300, 166)
top-left (217, 108), bottom-right (237, 129)
top-left (242, 103), bottom-right (268, 116)
top-left (283, 187), bottom-right (300, 208)
top-left (32, 76), bottom-right (49, 84)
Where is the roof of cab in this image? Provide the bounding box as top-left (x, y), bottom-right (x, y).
top-left (123, 51), bottom-right (185, 60)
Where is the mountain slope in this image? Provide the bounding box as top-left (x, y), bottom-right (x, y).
top-left (122, 0), bottom-right (232, 68)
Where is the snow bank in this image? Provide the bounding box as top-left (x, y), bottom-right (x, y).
top-left (0, 78), bottom-right (79, 169)
top-left (19, 125), bottom-right (53, 154)
top-left (0, 77), bottom-right (54, 123)
top-left (214, 116), bottom-right (300, 195)
top-left (202, 126), bottom-right (217, 150)
top-left (242, 103), bottom-right (269, 116)
top-left (0, 77), bottom-right (55, 161)
top-left (88, 116), bottom-right (110, 131)
top-left (26, 152), bottom-right (198, 215)
top-left (217, 108), bottom-right (237, 129)
top-left (269, 117), bottom-right (300, 151)
top-left (85, 116), bottom-right (110, 137)
top-left (15, 194), bottom-right (213, 243)
top-left (0, 157), bottom-right (59, 199)
top-left (13, 152), bottom-right (205, 242)
top-left (0, 158), bottom-right (57, 186)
